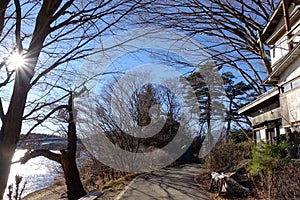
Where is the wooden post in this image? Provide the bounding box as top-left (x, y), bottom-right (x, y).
top-left (276, 125), bottom-right (280, 144)
top-left (257, 30), bottom-right (272, 74)
top-left (282, 0), bottom-right (293, 51)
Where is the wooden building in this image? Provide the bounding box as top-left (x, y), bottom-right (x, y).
top-left (239, 0), bottom-right (300, 144)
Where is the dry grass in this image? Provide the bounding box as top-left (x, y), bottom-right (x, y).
top-left (102, 174), bottom-right (137, 192)
top-left (22, 185), bottom-right (66, 200)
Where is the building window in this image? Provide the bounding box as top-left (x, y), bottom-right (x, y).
top-left (255, 130), bottom-right (261, 141)
top-left (282, 83), bottom-right (292, 92)
top-left (292, 78), bottom-right (300, 89)
top-left (282, 77), bottom-right (300, 93)
top-left (267, 128), bottom-right (276, 144)
top-left (272, 47), bottom-right (276, 58)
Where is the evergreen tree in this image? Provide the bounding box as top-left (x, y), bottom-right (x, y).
top-left (222, 72), bottom-right (255, 141)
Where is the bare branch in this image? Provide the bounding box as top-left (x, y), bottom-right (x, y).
top-left (50, 0), bottom-right (74, 23)
top-left (0, 0), bottom-right (10, 35)
top-left (23, 93), bottom-right (69, 119)
top-left (14, 0), bottom-right (23, 52)
top-left (27, 0), bottom-right (63, 72)
top-left (0, 1), bottom-right (144, 198)
top-left (24, 104), bottom-right (67, 136)
top-left (0, 98), bottom-right (5, 122)
top-left (138, 0), bottom-right (276, 95)
top-left (20, 150), bottom-right (61, 164)
top-left (0, 68), bottom-right (14, 88)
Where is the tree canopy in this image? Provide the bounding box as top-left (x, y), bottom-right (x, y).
top-left (0, 1), bottom-right (280, 198)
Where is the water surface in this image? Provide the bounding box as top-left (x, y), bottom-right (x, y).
top-left (5, 149), bottom-right (61, 199)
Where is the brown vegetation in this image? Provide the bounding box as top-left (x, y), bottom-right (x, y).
top-left (200, 139), bottom-right (300, 199)
top-left (205, 141), bottom-right (252, 171)
top-left (79, 156), bottom-right (129, 192)
top-left (252, 159), bottom-right (300, 199)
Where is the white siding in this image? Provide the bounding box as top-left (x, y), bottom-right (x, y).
top-left (270, 36), bottom-right (289, 65)
top-left (286, 89), bottom-right (300, 123)
top-left (279, 56), bottom-right (300, 84)
top-left (280, 127), bottom-right (285, 135)
top-left (260, 129), bottom-right (267, 141)
top-left (292, 22), bottom-right (300, 43)
top-left (270, 21), bottom-right (300, 67)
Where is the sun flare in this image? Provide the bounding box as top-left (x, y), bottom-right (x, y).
top-left (8, 52), bottom-right (25, 70)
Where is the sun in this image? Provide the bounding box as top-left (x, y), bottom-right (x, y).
top-left (7, 52), bottom-right (25, 70)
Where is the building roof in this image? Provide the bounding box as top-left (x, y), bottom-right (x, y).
top-left (239, 1), bottom-right (300, 116)
top-left (238, 88), bottom-right (279, 115)
top-left (261, 1), bottom-right (285, 42)
top-left (261, 0), bottom-right (300, 44)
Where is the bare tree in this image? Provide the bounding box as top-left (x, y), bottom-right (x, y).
top-left (137, 0), bottom-right (277, 89)
top-left (0, 0), bottom-right (142, 198)
top-left (20, 93), bottom-right (86, 200)
top-left (95, 71), bottom-right (206, 165)
top-left (95, 75), bottom-right (162, 155)
top-left (133, 0), bottom-right (278, 135)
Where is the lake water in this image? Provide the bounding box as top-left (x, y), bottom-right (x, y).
top-left (4, 149), bottom-right (61, 199)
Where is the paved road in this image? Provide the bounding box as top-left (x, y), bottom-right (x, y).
top-left (115, 164), bottom-right (212, 200)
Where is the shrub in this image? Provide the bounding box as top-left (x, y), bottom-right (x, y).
top-left (270, 160), bottom-right (300, 199)
top-left (247, 141), bottom-right (293, 199)
top-left (247, 141), bottom-right (289, 175)
top-left (205, 140), bottom-right (252, 171)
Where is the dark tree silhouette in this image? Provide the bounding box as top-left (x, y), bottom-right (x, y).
top-left (0, 1), bottom-right (141, 198)
top-left (20, 93), bottom-right (86, 200)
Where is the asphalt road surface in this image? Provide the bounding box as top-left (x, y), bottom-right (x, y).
top-left (115, 164), bottom-right (212, 200)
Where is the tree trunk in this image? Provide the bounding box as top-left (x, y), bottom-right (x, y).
top-left (62, 93), bottom-right (86, 199)
top-left (0, 70), bottom-right (31, 198)
top-left (0, 144), bottom-right (16, 198)
top-left (0, 2), bottom-right (59, 197)
top-left (61, 150), bottom-right (86, 200)
top-left (19, 93), bottom-right (86, 199)
top-left (207, 90), bottom-right (213, 165)
top-left (226, 99), bottom-right (233, 143)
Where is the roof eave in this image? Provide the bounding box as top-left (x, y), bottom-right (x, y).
top-left (238, 88), bottom-right (279, 115)
top-left (261, 1), bottom-right (284, 42)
